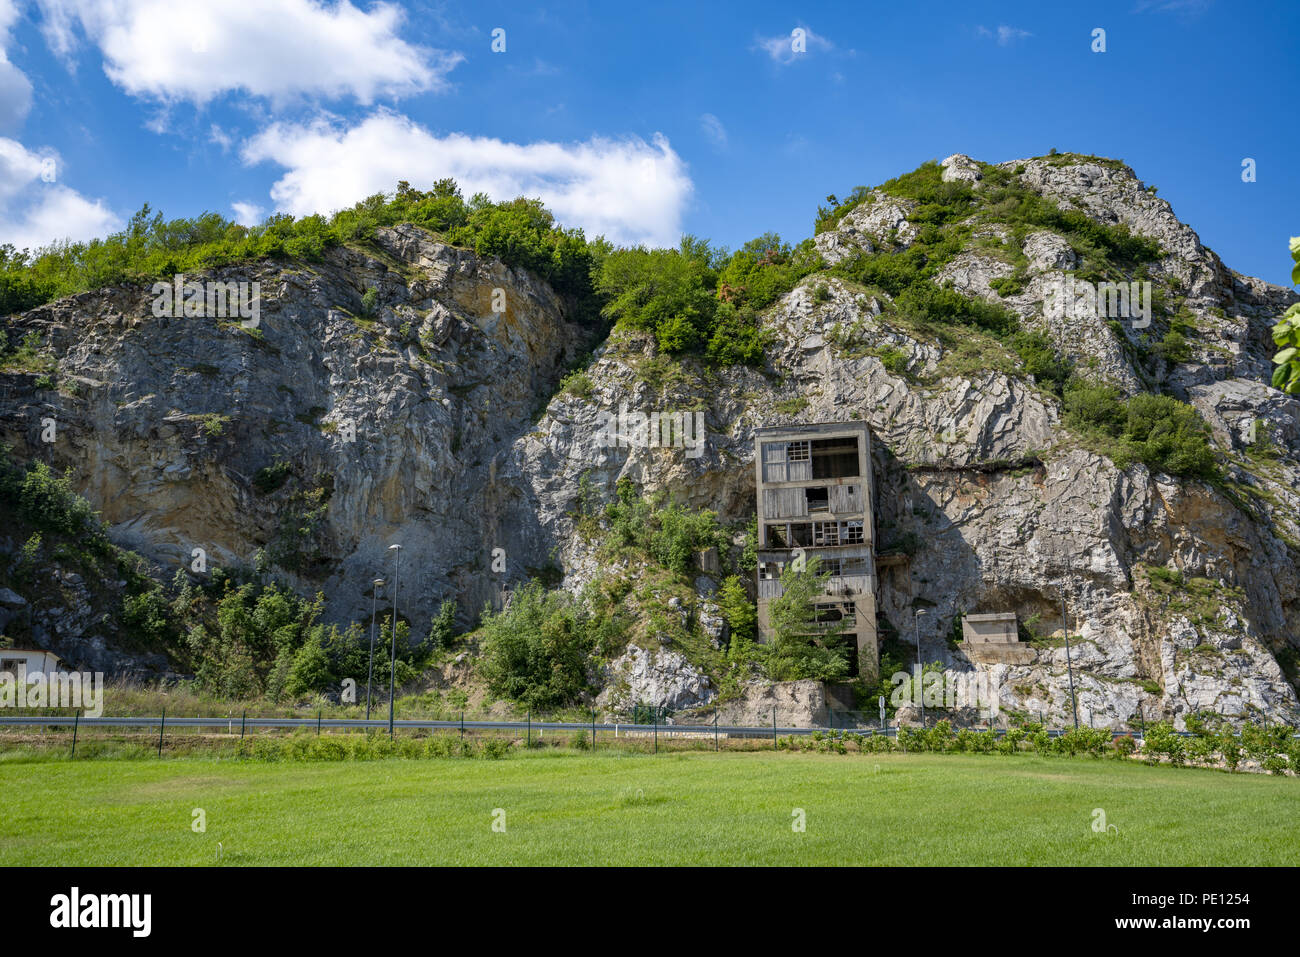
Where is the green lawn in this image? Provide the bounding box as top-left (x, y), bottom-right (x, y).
top-left (1, 750), bottom-right (1295, 865)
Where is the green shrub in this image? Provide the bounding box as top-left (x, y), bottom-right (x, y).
top-left (252, 460), bottom-right (292, 495)
top-left (310, 736), bottom-right (348, 760)
top-left (559, 369), bottom-right (594, 399)
top-left (1009, 331), bottom-right (1071, 394)
top-left (989, 275), bottom-right (1025, 297)
top-left (1270, 236), bottom-right (1300, 393)
top-left (876, 346), bottom-right (911, 377)
top-left (1063, 380), bottom-right (1217, 479)
top-left (922, 720), bottom-right (956, 753)
top-left (0, 182), bottom-right (602, 325)
top-left (705, 301), bottom-right (770, 366)
top-left (1154, 329), bottom-right (1191, 363)
top-left (1143, 722), bottom-right (1185, 765)
top-left (478, 580), bottom-right (606, 710)
top-left (1122, 393), bottom-right (1216, 477)
top-left (875, 161), bottom-right (975, 224)
top-left (600, 478), bottom-right (726, 578)
top-left (595, 234), bottom-right (811, 367)
top-left (424, 734), bottom-right (457, 758)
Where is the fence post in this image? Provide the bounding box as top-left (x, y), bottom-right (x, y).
top-left (157, 708), bottom-right (165, 758)
top-left (654, 710), bottom-right (658, 754)
top-left (71, 710), bottom-right (80, 759)
top-left (591, 709), bottom-right (596, 751)
top-left (715, 709), bottom-right (719, 752)
top-left (527, 711), bottom-right (531, 748)
top-left (317, 710), bottom-right (322, 735)
top-left (460, 711), bottom-right (464, 741)
top-left (240, 710), bottom-right (246, 740)
top-left (772, 709), bottom-right (777, 750)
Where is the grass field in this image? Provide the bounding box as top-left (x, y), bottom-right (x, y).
top-left (1, 750), bottom-right (1296, 865)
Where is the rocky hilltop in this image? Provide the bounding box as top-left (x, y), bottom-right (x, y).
top-left (2, 152), bottom-right (1298, 729)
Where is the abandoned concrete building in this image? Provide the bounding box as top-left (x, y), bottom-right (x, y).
top-left (962, 612), bottom-right (1018, 643)
top-left (959, 611), bottom-right (1034, 664)
top-left (754, 422), bottom-right (880, 680)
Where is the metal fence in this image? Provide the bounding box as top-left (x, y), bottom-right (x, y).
top-left (1, 711), bottom-right (1277, 759)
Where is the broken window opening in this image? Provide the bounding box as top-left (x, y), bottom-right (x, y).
top-left (810, 437), bottom-right (860, 479)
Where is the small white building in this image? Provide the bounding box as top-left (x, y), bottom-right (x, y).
top-left (0, 648), bottom-right (64, 677)
top-left (961, 612), bottom-right (1019, 644)
top-left (959, 613), bottom-right (1034, 665)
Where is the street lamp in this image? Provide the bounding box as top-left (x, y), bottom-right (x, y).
top-left (914, 608), bottom-right (926, 728)
top-left (1061, 558), bottom-right (1079, 731)
top-left (365, 578), bottom-right (384, 721)
top-left (387, 544), bottom-right (402, 738)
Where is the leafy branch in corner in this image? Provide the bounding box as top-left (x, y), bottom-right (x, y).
top-left (1271, 236), bottom-right (1300, 394)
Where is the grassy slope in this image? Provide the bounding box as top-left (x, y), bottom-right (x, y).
top-left (1, 751), bottom-right (1295, 866)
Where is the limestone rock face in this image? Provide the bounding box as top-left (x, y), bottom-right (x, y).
top-left (813, 191), bottom-right (916, 265)
top-left (711, 679), bottom-right (829, 727)
top-left (596, 644), bottom-right (716, 712)
top-left (2, 156), bottom-right (1299, 730)
top-left (940, 153), bottom-right (983, 184)
top-left (1, 227), bottom-right (588, 643)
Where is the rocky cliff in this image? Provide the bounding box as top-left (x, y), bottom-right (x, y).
top-left (2, 153), bottom-right (1298, 729)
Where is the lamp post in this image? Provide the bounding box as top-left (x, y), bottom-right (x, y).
top-left (387, 544), bottom-right (402, 738)
top-left (914, 608), bottom-right (926, 728)
top-left (365, 578), bottom-right (384, 721)
top-left (1061, 574), bottom-right (1079, 731)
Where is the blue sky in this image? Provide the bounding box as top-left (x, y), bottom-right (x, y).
top-left (1, 0), bottom-right (1297, 285)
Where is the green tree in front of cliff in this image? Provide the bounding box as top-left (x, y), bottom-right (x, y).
top-left (765, 557), bottom-right (851, 682)
top-left (717, 574), bottom-right (756, 645)
top-left (1271, 236), bottom-right (1300, 394)
top-left (595, 243), bottom-right (717, 354)
top-left (428, 599), bottom-right (459, 651)
top-left (478, 580), bottom-right (598, 710)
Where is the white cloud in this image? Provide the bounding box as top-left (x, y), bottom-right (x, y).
top-left (0, 137), bottom-right (120, 251)
top-left (1135, 0), bottom-right (1213, 13)
top-left (241, 112), bottom-right (694, 248)
top-left (209, 123), bottom-right (235, 152)
top-left (699, 113), bottom-right (727, 150)
top-left (977, 25), bottom-right (1033, 46)
top-left (0, 0), bottom-right (33, 130)
top-left (753, 26), bottom-right (832, 65)
top-left (231, 201), bottom-right (264, 227)
top-left (34, 0), bottom-right (462, 105)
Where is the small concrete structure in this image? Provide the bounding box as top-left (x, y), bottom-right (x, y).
top-left (0, 647), bottom-right (64, 676)
top-left (959, 612), bottom-right (1035, 665)
top-left (962, 612), bottom-right (1018, 644)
